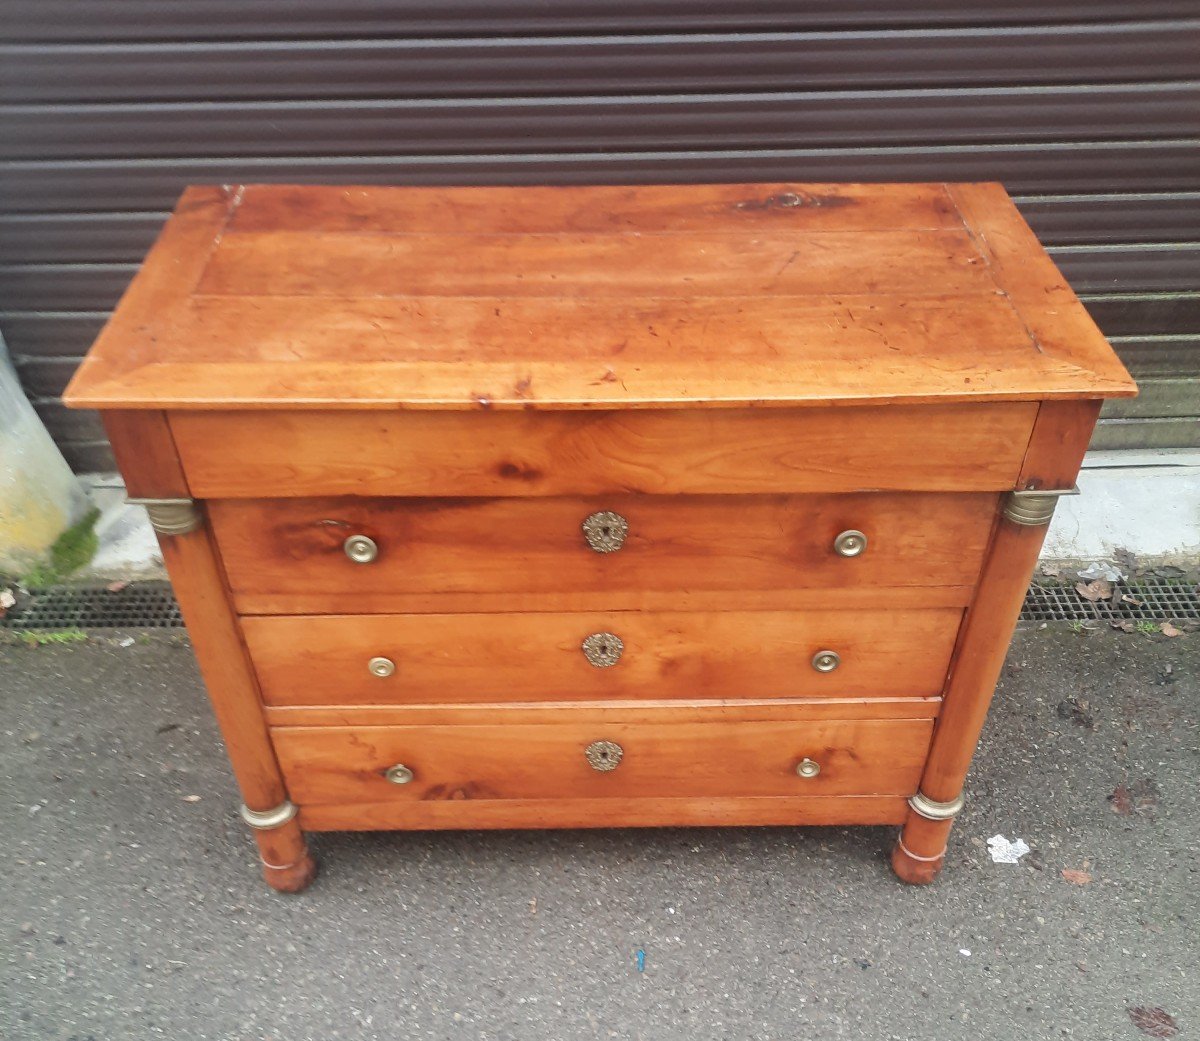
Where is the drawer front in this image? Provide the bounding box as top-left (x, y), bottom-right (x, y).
top-left (213, 492), bottom-right (997, 613)
top-left (243, 608), bottom-right (961, 705)
top-left (273, 717), bottom-right (933, 805)
top-left (171, 403), bottom-right (1036, 498)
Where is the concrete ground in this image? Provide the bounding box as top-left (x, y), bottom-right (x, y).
top-left (2, 626), bottom-right (1196, 1041)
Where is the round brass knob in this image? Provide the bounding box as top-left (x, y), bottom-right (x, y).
top-left (582, 632), bottom-right (624, 668)
top-left (833, 530), bottom-right (868, 557)
top-left (795, 757), bottom-right (821, 779)
top-left (585, 740), bottom-right (624, 772)
top-left (344, 534), bottom-right (378, 564)
top-left (368, 656), bottom-right (395, 678)
top-left (811, 650), bottom-right (841, 673)
top-left (384, 763), bottom-right (414, 785)
top-left (582, 511), bottom-right (628, 553)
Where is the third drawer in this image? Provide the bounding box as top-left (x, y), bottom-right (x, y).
top-left (272, 716), bottom-right (934, 807)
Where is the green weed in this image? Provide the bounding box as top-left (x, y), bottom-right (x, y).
top-left (21, 507), bottom-right (100, 587)
top-left (14, 628), bottom-right (89, 647)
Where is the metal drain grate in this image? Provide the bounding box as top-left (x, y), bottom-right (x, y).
top-left (1, 582), bottom-right (183, 630)
top-left (1021, 579), bottom-right (1199, 624)
top-left (2, 578), bottom-right (1196, 630)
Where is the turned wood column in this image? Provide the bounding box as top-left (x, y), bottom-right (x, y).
top-left (892, 401), bottom-right (1099, 883)
top-left (104, 410), bottom-right (317, 893)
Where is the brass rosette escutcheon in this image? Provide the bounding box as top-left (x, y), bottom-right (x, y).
top-left (584, 740), bottom-right (624, 772)
top-left (582, 632), bottom-right (624, 667)
top-left (582, 511), bottom-right (629, 553)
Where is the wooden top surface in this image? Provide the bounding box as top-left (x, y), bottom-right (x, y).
top-left (65, 182), bottom-right (1135, 411)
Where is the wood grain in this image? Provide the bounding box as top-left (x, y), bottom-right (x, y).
top-left (102, 409), bottom-right (189, 498)
top-left (262, 698), bottom-right (943, 728)
top-left (892, 398), bottom-right (1103, 882)
top-left (233, 585), bottom-right (974, 617)
top-left (210, 491), bottom-right (997, 608)
top-left (62, 185), bottom-right (236, 407)
top-left (927, 400), bottom-right (1104, 797)
top-left (1017, 399), bottom-right (1103, 490)
top-left (155, 541), bottom-right (284, 805)
top-left (195, 228), bottom-right (994, 299)
top-left (69, 292), bottom-right (1076, 410)
top-left (948, 183), bottom-right (1136, 402)
top-left (228, 183), bottom-right (962, 235)
top-left (64, 182), bottom-right (1136, 411)
top-left (300, 795), bottom-right (909, 832)
top-left (56, 182), bottom-right (1138, 890)
top-left (243, 608), bottom-right (961, 705)
top-left (98, 410), bottom-right (315, 889)
top-left (172, 404), bottom-right (1037, 497)
top-left (272, 717), bottom-right (934, 805)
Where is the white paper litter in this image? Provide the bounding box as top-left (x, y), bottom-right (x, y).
top-left (987, 834), bottom-right (1031, 864)
top-left (1077, 561), bottom-right (1124, 582)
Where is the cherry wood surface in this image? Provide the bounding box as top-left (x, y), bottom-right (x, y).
top-left (1017, 400), bottom-right (1104, 491)
top-left (299, 795), bottom-right (910, 832)
top-left (63, 183), bottom-right (1136, 411)
top-left (197, 228), bottom-right (994, 299)
top-left (170, 403), bottom-right (1037, 498)
top-left (892, 399), bottom-right (1102, 884)
top-left (233, 586), bottom-right (973, 618)
top-left (62, 183), bottom-right (1137, 889)
top-left (923, 401), bottom-right (1101, 802)
top-left (228, 183), bottom-right (962, 235)
top-left (948, 185), bottom-right (1135, 400)
top-left (102, 410), bottom-right (193, 499)
top-left (210, 491), bottom-right (997, 608)
top-left (262, 697), bottom-right (943, 729)
top-left (102, 409), bottom-right (314, 890)
top-left (272, 717), bottom-right (933, 806)
top-left (243, 607), bottom-right (960, 705)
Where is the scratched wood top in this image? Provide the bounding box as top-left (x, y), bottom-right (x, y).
top-left (65, 182), bottom-right (1135, 410)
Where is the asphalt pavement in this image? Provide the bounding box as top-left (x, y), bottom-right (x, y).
top-left (2, 625), bottom-right (1196, 1040)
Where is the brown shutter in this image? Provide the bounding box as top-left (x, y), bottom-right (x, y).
top-left (2, 2), bottom-right (1197, 465)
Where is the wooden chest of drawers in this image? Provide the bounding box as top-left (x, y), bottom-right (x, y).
top-left (65, 182), bottom-right (1135, 891)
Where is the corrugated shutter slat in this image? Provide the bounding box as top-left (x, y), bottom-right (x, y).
top-left (1, 4), bottom-right (1196, 462)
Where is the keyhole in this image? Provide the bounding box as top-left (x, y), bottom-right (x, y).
top-left (583, 631), bottom-right (623, 667)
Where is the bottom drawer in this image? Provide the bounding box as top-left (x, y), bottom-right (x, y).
top-left (273, 717), bottom-right (932, 816)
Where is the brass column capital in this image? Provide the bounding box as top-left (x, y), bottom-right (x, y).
top-left (128, 497), bottom-right (202, 536)
top-left (1002, 486), bottom-right (1079, 527)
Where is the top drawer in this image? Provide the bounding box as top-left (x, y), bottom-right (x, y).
top-left (169, 403), bottom-right (1036, 498)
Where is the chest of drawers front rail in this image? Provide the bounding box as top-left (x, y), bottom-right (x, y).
top-left (64, 182), bottom-right (1135, 892)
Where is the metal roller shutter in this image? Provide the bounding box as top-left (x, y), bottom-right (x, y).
top-left (1, 2), bottom-right (1197, 469)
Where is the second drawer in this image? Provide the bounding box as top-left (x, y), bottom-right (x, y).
top-left (242, 608), bottom-right (962, 705)
top-left (211, 491), bottom-right (997, 614)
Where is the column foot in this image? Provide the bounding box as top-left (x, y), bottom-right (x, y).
top-left (261, 847), bottom-right (318, 894)
top-left (241, 802), bottom-right (316, 893)
top-left (890, 792), bottom-right (963, 885)
top-left (890, 828), bottom-right (947, 885)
